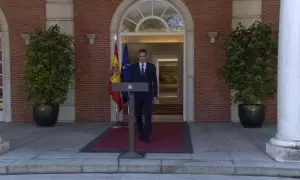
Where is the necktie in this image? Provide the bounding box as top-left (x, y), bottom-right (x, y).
top-left (141, 63), bottom-right (145, 75)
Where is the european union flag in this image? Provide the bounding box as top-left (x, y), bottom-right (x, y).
top-left (121, 43), bottom-right (131, 104)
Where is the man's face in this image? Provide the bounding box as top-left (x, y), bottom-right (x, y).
top-left (138, 52), bottom-right (147, 63)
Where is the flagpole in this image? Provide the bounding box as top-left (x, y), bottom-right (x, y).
top-left (112, 103), bottom-right (122, 128)
top-left (112, 34), bottom-right (122, 129)
top-left (123, 38), bottom-right (129, 128)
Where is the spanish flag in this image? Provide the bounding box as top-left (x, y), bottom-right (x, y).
top-left (109, 44), bottom-right (123, 112)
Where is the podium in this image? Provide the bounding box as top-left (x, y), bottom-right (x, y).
top-left (112, 82), bottom-right (149, 158)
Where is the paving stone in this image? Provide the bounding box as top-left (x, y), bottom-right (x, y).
top-left (7, 159), bottom-right (81, 174)
top-left (0, 174), bottom-right (289, 180)
top-left (0, 160), bottom-right (15, 174)
top-left (26, 140), bottom-right (58, 150)
top-left (120, 174), bottom-right (160, 180)
top-left (145, 153), bottom-right (192, 160)
top-left (234, 160), bottom-right (300, 177)
top-left (230, 152), bottom-right (274, 162)
top-left (36, 142), bottom-right (70, 151)
top-left (211, 140), bottom-right (235, 146)
top-left (215, 144), bottom-right (259, 152)
top-left (74, 153), bottom-right (120, 159)
top-left (192, 152), bottom-right (232, 161)
top-left (0, 150), bottom-right (40, 160)
top-left (35, 151), bottom-right (77, 159)
top-left (81, 159), bottom-right (118, 173)
top-left (118, 159), bottom-right (161, 173)
top-left (161, 160), bottom-right (234, 174)
top-left (193, 147), bottom-right (218, 152)
top-left (9, 147), bottom-right (41, 152)
top-left (59, 144), bottom-right (87, 151)
top-left (160, 174), bottom-right (192, 180)
top-left (190, 175), bottom-right (280, 180)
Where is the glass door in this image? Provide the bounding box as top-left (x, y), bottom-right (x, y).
top-left (157, 59), bottom-right (179, 103)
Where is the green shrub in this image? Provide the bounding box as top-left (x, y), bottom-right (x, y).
top-left (219, 21), bottom-right (277, 104)
top-left (24, 24), bottom-right (74, 107)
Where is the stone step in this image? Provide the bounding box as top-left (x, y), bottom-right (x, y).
top-left (0, 159), bottom-right (300, 177)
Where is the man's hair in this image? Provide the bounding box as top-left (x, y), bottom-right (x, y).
top-left (138, 48), bottom-right (147, 54)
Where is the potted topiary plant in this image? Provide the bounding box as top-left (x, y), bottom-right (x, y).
top-left (24, 24), bottom-right (74, 127)
top-left (219, 21), bottom-right (277, 128)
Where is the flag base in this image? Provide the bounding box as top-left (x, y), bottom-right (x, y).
top-left (112, 125), bottom-right (122, 128)
top-left (112, 121), bottom-right (124, 128)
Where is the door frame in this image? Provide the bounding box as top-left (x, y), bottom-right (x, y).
top-left (110, 0), bottom-right (195, 122)
top-left (0, 8), bottom-right (12, 123)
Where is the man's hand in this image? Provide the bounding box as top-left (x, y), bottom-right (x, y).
top-left (153, 97), bottom-right (158, 104)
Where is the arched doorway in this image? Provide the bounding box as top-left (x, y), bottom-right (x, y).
top-left (0, 8), bottom-right (11, 122)
top-left (110, 0), bottom-right (194, 122)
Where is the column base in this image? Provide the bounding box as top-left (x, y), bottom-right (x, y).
top-left (266, 142), bottom-right (300, 162)
top-left (0, 137), bottom-right (9, 155)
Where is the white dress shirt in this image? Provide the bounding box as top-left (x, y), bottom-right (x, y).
top-left (139, 62), bottom-right (146, 73)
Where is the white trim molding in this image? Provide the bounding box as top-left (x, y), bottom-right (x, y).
top-left (231, 0), bottom-right (262, 122)
top-left (0, 8), bottom-right (12, 123)
top-left (46, 0), bottom-right (75, 122)
top-left (120, 0), bottom-right (185, 34)
top-left (110, 0), bottom-right (194, 122)
top-left (135, 16), bottom-right (170, 32)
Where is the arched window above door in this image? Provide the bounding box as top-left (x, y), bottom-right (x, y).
top-left (121, 0), bottom-right (185, 33)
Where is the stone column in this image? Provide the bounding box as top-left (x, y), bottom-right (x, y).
top-left (0, 137), bottom-right (9, 154)
top-left (266, 0), bottom-right (300, 162)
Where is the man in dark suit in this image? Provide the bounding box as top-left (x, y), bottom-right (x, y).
top-left (130, 48), bottom-right (158, 143)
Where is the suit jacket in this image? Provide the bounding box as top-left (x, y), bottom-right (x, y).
top-left (130, 62), bottom-right (158, 98)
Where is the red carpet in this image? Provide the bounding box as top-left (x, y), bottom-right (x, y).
top-left (80, 122), bottom-right (192, 153)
